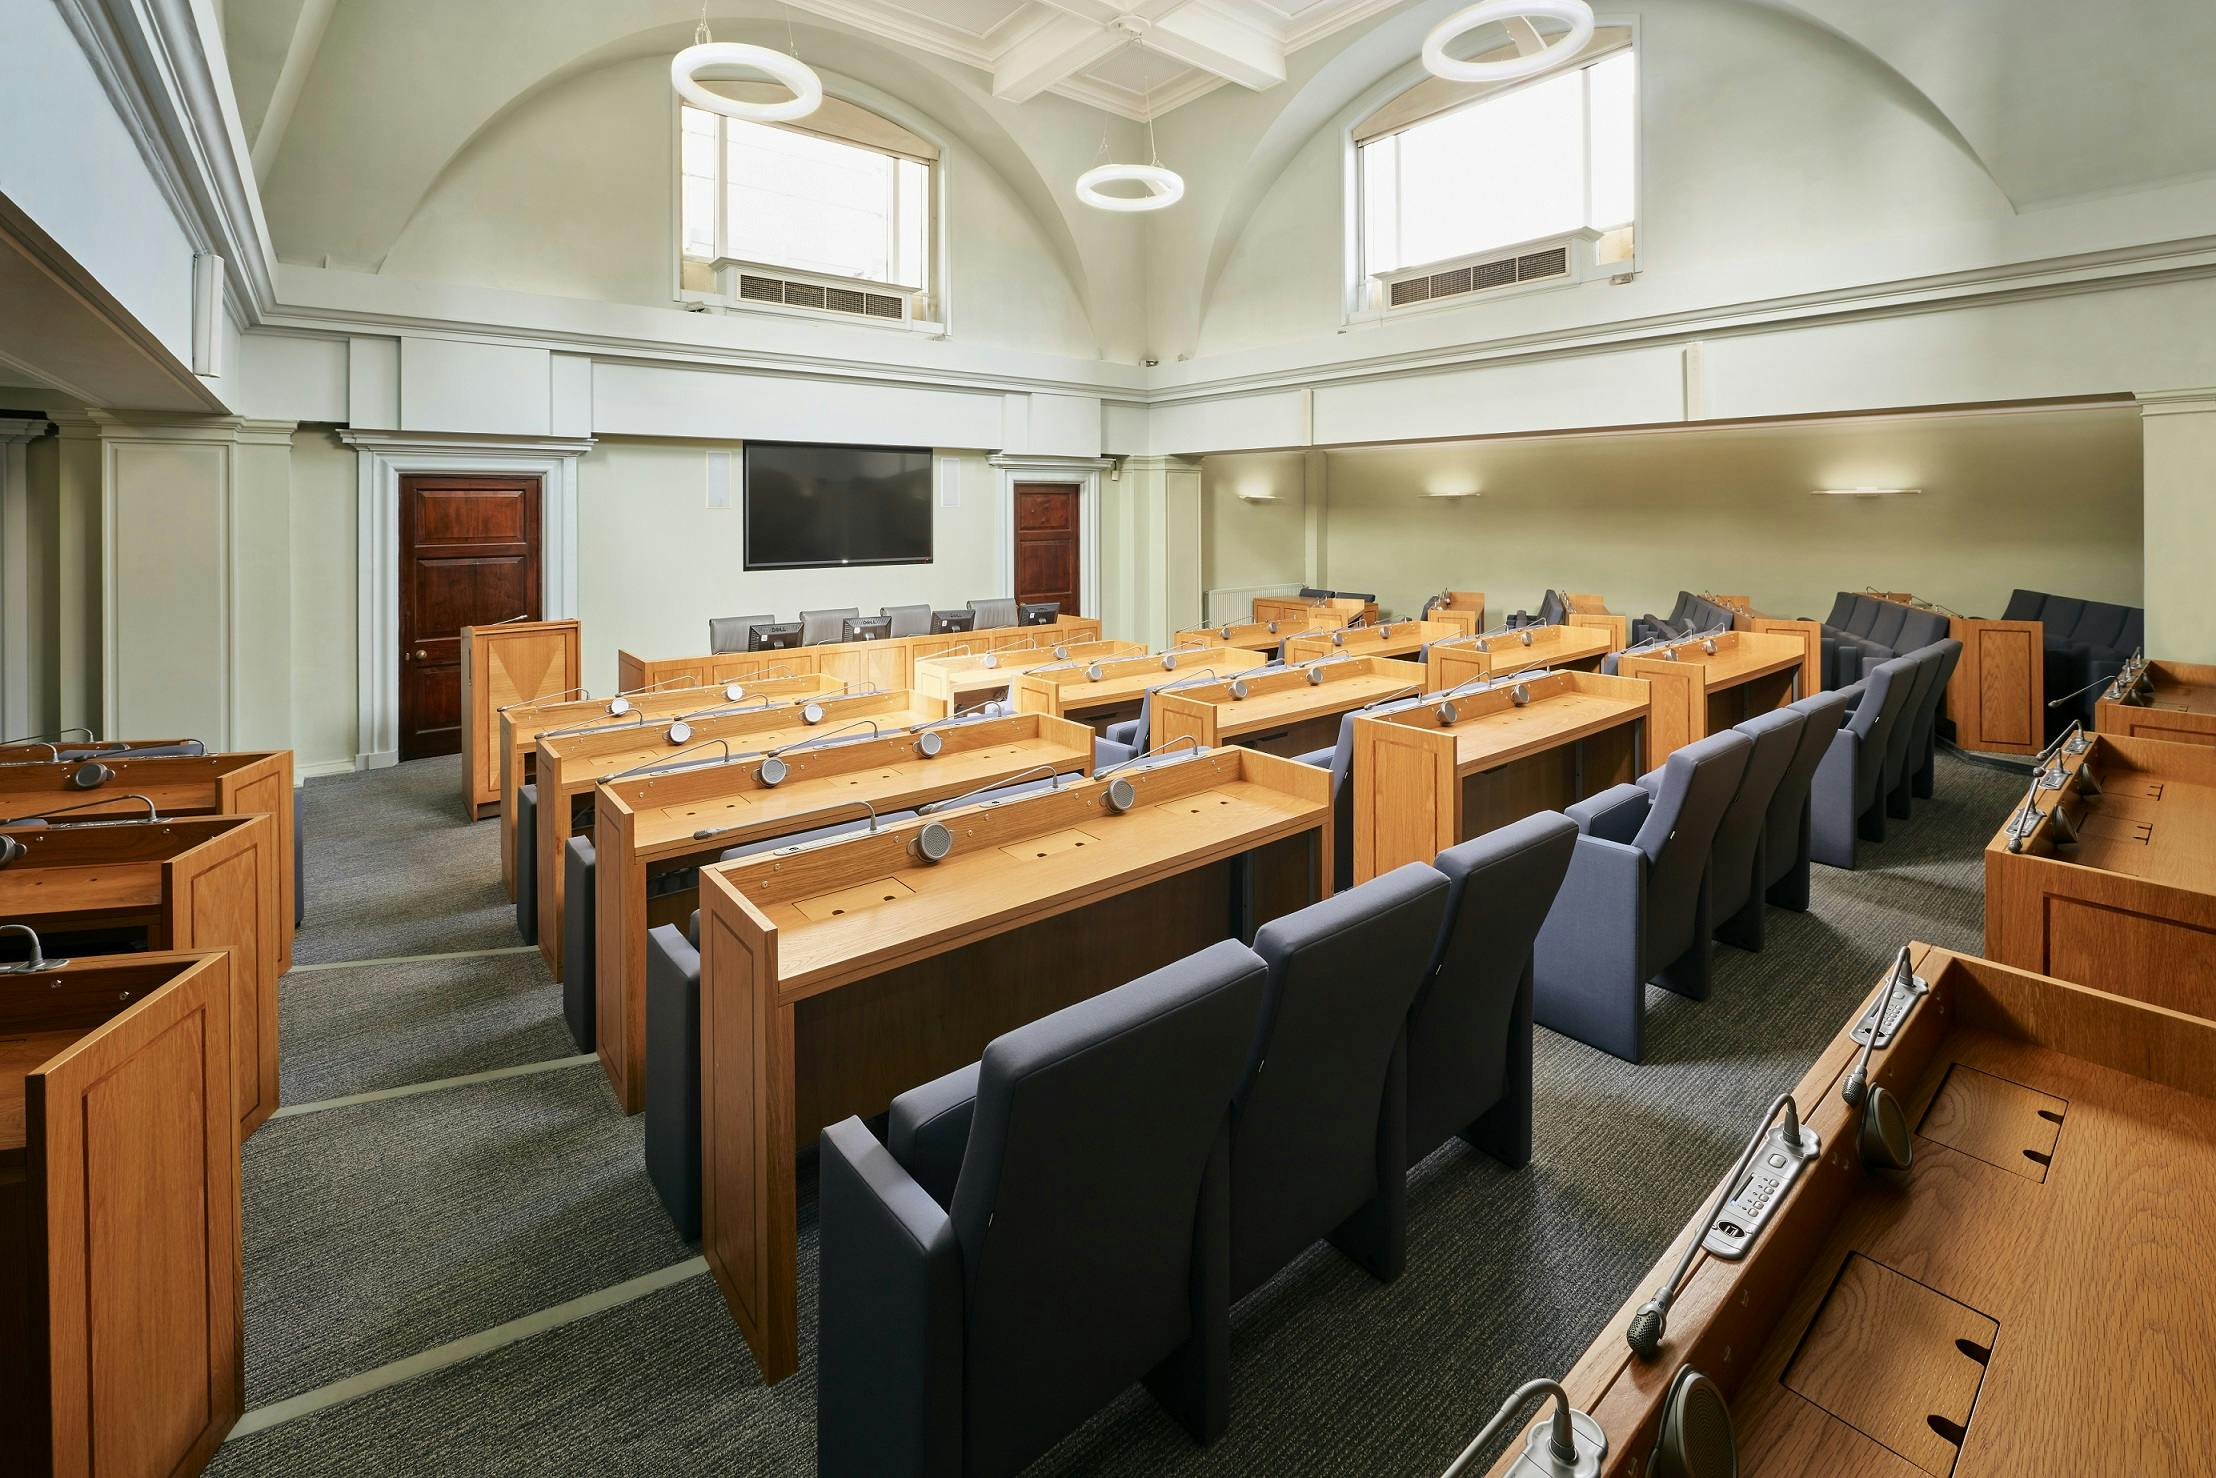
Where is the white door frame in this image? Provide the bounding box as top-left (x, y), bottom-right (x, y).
top-left (988, 454), bottom-right (1107, 618)
top-left (0, 416), bottom-right (48, 739)
top-left (338, 430), bottom-right (592, 769)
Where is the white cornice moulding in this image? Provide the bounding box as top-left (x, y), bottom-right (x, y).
top-left (2136, 387), bottom-right (2216, 416)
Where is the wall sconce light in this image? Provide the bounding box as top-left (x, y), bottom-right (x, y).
top-left (1421, 488), bottom-right (1482, 500)
top-left (1810, 487), bottom-right (1921, 497)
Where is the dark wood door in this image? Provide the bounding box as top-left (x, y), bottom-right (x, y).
top-left (399, 474), bottom-right (541, 761)
top-left (1014, 482), bottom-right (1080, 616)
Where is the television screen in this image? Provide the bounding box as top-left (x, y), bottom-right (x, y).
top-left (744, 442), bottom-right (933, 570)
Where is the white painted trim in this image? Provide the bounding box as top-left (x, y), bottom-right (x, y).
top-left (988, 455), bottom-right (1109, 620)
top-left (0, 418), bottom-right (48, 738)
top-left (336, 432), bottom-right (593, 769)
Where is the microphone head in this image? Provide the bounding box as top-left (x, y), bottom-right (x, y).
top-left (1840, 1066), bottom-right (1869, 1108)
top-left (0, 834), bottom-right (23, 867)
top-left (70, 761), bottom-right (115, 789)
top-left (1626, 1298), bottom-right (1668, 1361)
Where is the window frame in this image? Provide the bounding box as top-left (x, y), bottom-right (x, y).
top-left (669, 89), bottom-right (950, 333)
top-left (1343, 27), bottom-right (1640, 324)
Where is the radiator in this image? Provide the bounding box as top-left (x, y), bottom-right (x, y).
top-left (1203, 582), bottom-right (1303, 626)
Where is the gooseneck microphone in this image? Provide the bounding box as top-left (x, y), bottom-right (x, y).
top-left (0, 922), bottom-right (70, 972)
top-left (0, 793), bottom-right (160, 827)
top-left (1841, 946), bottom-right (1919, 1172)
top-left (1439, 1377), bottom-right (1606, 1477)
top-left (699, 796), bottom-right (880, 846)
top-left (1627, 1094), bottom-right (1812, 1361)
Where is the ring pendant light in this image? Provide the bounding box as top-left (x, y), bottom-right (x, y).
top-left (1077, 29), bottom-right (1184, 213)
top-left (1422, 0), bottom-right (1596, 84)
top-left (671, 3), bottom-right (823, 124)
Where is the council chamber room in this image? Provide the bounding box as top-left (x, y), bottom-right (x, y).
top-left (3, 1), bottom-right (2213, 1475)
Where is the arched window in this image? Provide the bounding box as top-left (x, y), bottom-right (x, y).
top-left (679, 90), bottom-right (939, 327)
top-left (1355, 29), bottom-right (1634, 313)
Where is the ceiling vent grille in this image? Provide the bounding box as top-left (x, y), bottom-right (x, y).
top-left (735, 271), bottom-right (909, 323)
top-left (1376, 230), bottom-right (1598, 313)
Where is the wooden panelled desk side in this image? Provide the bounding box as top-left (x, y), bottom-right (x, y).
top-left (1562, 594), bottom-right (1631, 653)
top-left (495, 676), bottom-right (842, 899)
top-left (2095, 659), bottom-right (2216, 747)
top-left (1008, 645), bottom-right (1269, 731)
top-left (1172, 610), bottom-right (1341, 652)
top-left (1147, 656), bottom-right (1426, 757)
top-left (1350, 669), bottom-right (1650, 884)
top-left (587, 711), bottom-right (1096, 1114)
top-left (695, 745), bottom-right (1333, 1382)
top-left (2, 950), bottom-right (244, 1478)
top-left (1695, 595), bottom-right (1822, 698)
top-left (0, 814), bottom-right (282, 1139)
top-left (614, 616), bottom-right (1105, 696)
top-left (0, 747), bottom-right (297, 974)
top-left (1423, 591), bottom-right (1488, 639)
top-left (532, 690), bottom-right (940, 977)
top-left (1424, 624), bottom-right (1614, 691)
top-left (1490, 942), bottom-right (2216, 1477)
top-left (1864, 592), bottom-right (2045, 756)
top-left (912, 640), bottom-right (1146, 716)
top-left (1983, 729), bottom-right (2216, 1017)
top-left (1617, 628), bottom-right (1807, 765)
top-left (459, 618), bottom-right (582, 820)
top-left (1251, 594), bottom-right (1371, 629)
top-left (1279, 619), bottom-right (1461, 667)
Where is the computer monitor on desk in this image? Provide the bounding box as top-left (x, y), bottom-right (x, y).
top-left (748, 622), bottom-right (803, 651)
top-left (933, 610), bottom-right (977, 634)
top-left (1019, 602), bottom-right (1061, 626)
top-left (841, 615), bottom-right (893, 642)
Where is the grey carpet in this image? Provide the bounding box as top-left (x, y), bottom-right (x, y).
top-left (278, 951), bottom-right (572, 1105)
top-left (217, 750), bottom-right (2020, 1475)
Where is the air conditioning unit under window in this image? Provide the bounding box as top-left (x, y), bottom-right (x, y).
top-left (1374, 228), bottom-right (1602, 313)
top-left (708, 258), bottom-right (927, 326)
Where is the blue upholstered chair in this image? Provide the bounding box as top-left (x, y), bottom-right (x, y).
top-left (800, 607), bottom-right (861, 645)
top-left (968, 597), bottom-right (1020, 630)
top-left (1230, 864), bottom-right (1451, 1300)
top-left (1689, 706), bottom-right (1807, 952)
top-left (1409, 813), bottom-right (1577, 1170)
top-left (1909, 639), bottom-right (1964, 800)
top-left (1810, 594), bottom-right (1954, 692)
top-left (1809, 657), bottom-right (1917, 869)
top-left (1882, 641), bottom-right (1957, 816)
top-left (817, 940), bottom-right (1269, 1476)
top-left (882, 603), bottom-right (933, 638)
top-left (709, 613), bottom-right (774, 653)
top-left (1531, 729), bottom-right (1752, 1062)
top-left (2000, 589), bottom-right (2144, 732)
top-left (513, 783), bottom-right (539, 945)
top-left (1763, 686), bottom-right (1858, 911)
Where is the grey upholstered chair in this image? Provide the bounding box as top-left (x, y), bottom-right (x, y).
top-left (800, 607), bottom-right (861, 645)
top-left (1763, 686), bottom-right (1858, 911)
top-left (1691, 707), bottom-right (1805, 952)
top-left (709, 613), bottom-right (775, 654)
top-left (1289, 697), bottom-right (1429, 892)
top-left (1410, 813), bottom-right (1578, 1171)
top-left (1230, 864), bottom-right (1451, 1301)
top-left (1909, 639), bottom-right (1964, 800)
top-left (817, 940), bottom-right (1269, 1476)
top-left (562, 836), bottom-right (596, 1051)
top-left (1531, 729), bottom-right (1752, 1062)
top-left (968, 597), bottom-right (1020, 630)
top-left (882, 603), bottom-right (933, 638)
top-left (513, 783), bottom-right (539, 944)
top-left (1809, 657), bottom-right (1917, 869)
top-left (1878, 645), bottom-right (1946, 820)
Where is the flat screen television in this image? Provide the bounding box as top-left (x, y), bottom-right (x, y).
top-left (744, 441), bottom-right (933, 571)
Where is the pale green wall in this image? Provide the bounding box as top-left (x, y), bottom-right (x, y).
top-left (2142, 398), bottom-right (2216, 662)
top-left (289, 428), bottom-right (359, 774)
top-left (1200, 451), bottom-right (1309, 596)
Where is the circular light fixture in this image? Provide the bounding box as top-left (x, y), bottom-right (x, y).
top-left (670, 41), bottom-right (823, 123)
top-left (1422, 0), bottom-right (1595, 83)
top-left (1076, 163), bottom-right (1185, 213)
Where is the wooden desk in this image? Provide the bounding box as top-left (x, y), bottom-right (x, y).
top-left (1174, 610), bottom-right (1345, 652)
top-left (912, 640), bottom-right (1145, 717)
top-left (0, 736), bottom-right (200, 764)
top-left (1009, 645), bottom-right (1268, 732)
top-left (1563, 593), bottom-right (1631, 653)
top-left (0, 815), bottom-right (281, 1138)
top-left (1351, 669), bottom-right (1648, 884)
top-left (1, 951), bottom-right (243, 1477)
top-left (589, 712), bottom-right (1096, 1115)
top-left (615, 616), bottom-right (1105, 696)
top-left (1984, 731), bottom-right (2216, 1016)
top-left (534, 691), bottom-right (938, 977)
top-left (1494, 943), bottom-right (2216, 1478)
top-left (0, 747), bottom-right (296, 973)
top-left (695, 744), bottom-right (1330, 1382)
top-left (1425, 624), bottom-right (1613, 690)
top-left (1251, 594), bottom-right (1373, 629)
top-left (459, 619), bottom-right (581, 819)
top-left (1843, 593), bottom-right (2042, 755)
top-left (1149, 656), bottom-right (1425, 756)
top-left (1280, 619), bottom-right (1460, 666)
top-left (2096, 659), bottom-right (2216, 747)
top-left (1619, 629), bottom-right (1806, 765)
top-left (1421, 591), bottom-right (1488, 639)
top-left (497, 675), bottom-right (841, 899)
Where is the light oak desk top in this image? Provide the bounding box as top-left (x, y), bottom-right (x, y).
top-left (2096, 659), bottom-right (2216, 747)
top-left (911, 640), bottom-right (1145, 716)
top-left (1618, 628), bottom-right (1807, 764)
top-left (617, 616), bottom-right (1106, 696)
top-left (695, 745), bottom-right (1332, 1382)
top-left (1424, 623), bottom-right (1613, 689)
top-left (1008, 644), bottom-right (1268, 724)
top-left (1351, 669), bottom-right (1650, 882)
top-left (1984, 730), bottom-right (2216, 1016)
top-left (532, 690), bottom-right (937, 977)
top-left (1148, 656), bottom-right (1425, 753)
top-left (1172, 611), bottom-right (1344, 652)
top-left (1279, 619), bottom-right (1459, 665)
top-left (1495, 942), bottom-right (2216, 1478)
top-left (587, 712), bottom-right (1095, 1114)
top-left (497, 674), bottom-right (842, 895)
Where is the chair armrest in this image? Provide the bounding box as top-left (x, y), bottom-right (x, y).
top-left (1567, 783), bottom-right (1651, 845)
top-left (1093, 736), bottom-right (1138, 770)
top-left (1290, 745), bottom-right (1334, 769)
top-left (1106, 718), bottom-right (1141, 746)
top-left (888, 1060), bottom-right (982, 1209)
top-left (818, 1118), bottom-right (963, 1477)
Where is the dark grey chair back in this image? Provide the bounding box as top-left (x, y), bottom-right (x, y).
top-left (1768, 686), bottom-right (1856, 886)
top-left (561, 836), bottom-right (596, 1050)
top-left (1633, 731), bottom-right (1751, 966)
top-left (1411, 813), bottom-right (1576, 1164)
top-left (710, 613), bottom-right (774, 653)
top-left (947, 941), bottom-right (1266, 1476)
top-left (800, 607), bottom-right (861, 645)
top-left (1709, 707), bottom-right (1806, 943)
top-left (1230, 864), bottom-right (1450, 1299)
top-left (882, 603), bottom-right (932, 637)
top-left (1879, 647), bottom-right (1943, 795)
top-left (513, 783), bottom-right (539, 945)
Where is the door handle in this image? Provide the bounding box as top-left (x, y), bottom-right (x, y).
top-left (413, 649), bottom-right (428, 660)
